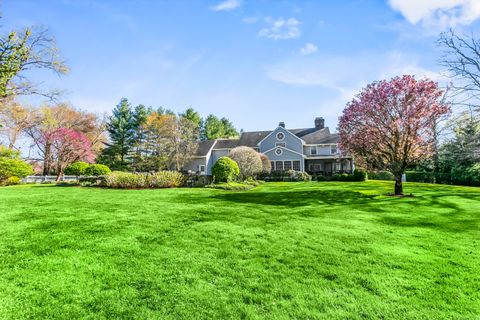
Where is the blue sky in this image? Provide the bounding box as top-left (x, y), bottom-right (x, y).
top-left (3, 0), bottom-right (480, 131)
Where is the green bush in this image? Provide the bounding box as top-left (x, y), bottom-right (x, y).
top-left (259, 170), bottom-right (312, 182)
top-left (85, 164), bottom-right (111, 176)
top-left (65, 162), bottom-right (90, 176)
top-left (368, 171), bottom-right (394, 180)
top-left (5, 176), bottom-right (21, 186)
top-left (212, 157), bottom-right (240, 182)
top-left (331, 173), bottom-right (350, 181)
top-left (353, 168), bottom-right (368, 181)
top-left (0, 158), bottom-right (33, 181)
top-left (104, 171), bottom-right (185, 189)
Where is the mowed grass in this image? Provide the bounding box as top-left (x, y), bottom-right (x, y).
top-left (0, 181), bottom-right (479, 319)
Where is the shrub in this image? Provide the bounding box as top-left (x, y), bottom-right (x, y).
top-left (315, 175), bottom-right (327, 182)
top-left (85, 164), bottom-right (111, 176)
top-left (65, 162), bottom-right (90, 176)
top-left (0, 158), bottom-right (33, 181)
top-left (212, 157), bottom-right (240, 182)
top-left (353, 168), bottom-right (368, 181)
top-left (5, 176), bottom-right (21, 186)
top-left (368, 170), bottom-right (394, 180)
top-left (104, 171), bottom-right (185, 189)
top-left (260, 170), bottom-right (311, 182)
top-left (331, 173), bottom-right (350, 181)
top-left (259, 153), bottom-right (271, 173)
top-left (228, 146), bottom-right (263, 179)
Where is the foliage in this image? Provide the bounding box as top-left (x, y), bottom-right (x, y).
top-left (0, 26), bottom-right (68, 99)
top-left (104, 171), bottom-right (185, 189)
top-left (100, 98), bottom-right (136, 170)
top-left (65, 161), bottom-right (90, 176)
top-left (4, 176), bottom-right (21, 185)
top-left (259, 153), bottom-right (271, 173)
top-left (260, 169), bottom-right (312, 182)
top-left (368, 170), bottom-right (395, 181)
top-left (406, 165), bottom-right (480, 187)
top-left (0, 99), bottom-right (30, 148)
top-left (338, 75), bottom-right (450, 195)
top-left (202, 114), bottom-right (238, 140)
top-left (212, 157), bottom-right (240, 182)
top-left (85, 164), bottom-right (111, 176)
top-left (353, 168), bottom-right (368, 181)
top-left (179, 108), bottom-right (203, 133)
top-left (0, 146), bottom-right (33, 181)
top-left (228, 146), bottom-right (262, 179)
top-left (0, 182), bottom-right (479, 318)
top-left (46, 128), bottom-right (94, 180)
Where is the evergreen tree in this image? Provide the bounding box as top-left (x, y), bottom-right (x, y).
top-left (202, 114), bottom-right (224, 140)
top-left (99, 98), bottom-right (136, 170)
top-left (220, 117), bottom-right (239, 138)
top-left (179, 108), bottom-right (202, 140)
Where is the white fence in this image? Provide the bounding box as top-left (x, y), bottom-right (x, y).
top-left (22, 175), bottom-right (79, 183)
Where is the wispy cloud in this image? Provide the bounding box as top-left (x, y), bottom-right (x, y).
top-left (388, 0), bottom-right (480, 29)
top-left (300, 43), bottom-right (318, 55)
top-left (242, 16), bottom-right (259, 24)
top-left (259, 17), bottom-right (301, 40)
top-left (210, 0), bottom-right (241, 12)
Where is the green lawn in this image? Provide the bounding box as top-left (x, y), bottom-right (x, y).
top-left (0, 181), bottom-right (479, 319)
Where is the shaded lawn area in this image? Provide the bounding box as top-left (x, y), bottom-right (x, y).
top-left (0, 181), bottom-right (479, 319)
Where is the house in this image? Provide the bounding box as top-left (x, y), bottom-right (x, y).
top-left (183, 117), bottom-right (354, 176)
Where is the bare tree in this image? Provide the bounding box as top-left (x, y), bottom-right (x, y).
top-left (438, 29), bottom-right (480, 110)
top-left (0, 25), bottom-right (68, 100)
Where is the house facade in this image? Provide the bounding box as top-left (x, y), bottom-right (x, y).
top-left (183, 117), bottom-right (354, 176)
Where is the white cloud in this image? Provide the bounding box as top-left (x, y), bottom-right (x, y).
top-left (259, 17), bottom-right (301, 40)
top-left (388, 0), bottom-right (480, 28)
top-left (210, 0), bottom-right (241, 12)
top-left (242, 16), bottom-right (259, 24)
top-left (300, 43), bottom-right (318, 55)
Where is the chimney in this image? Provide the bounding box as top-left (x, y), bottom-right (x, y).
top-left (314, 117), bottom-right (324, 130)
top-left (279, 121), bottom-right (285, 128)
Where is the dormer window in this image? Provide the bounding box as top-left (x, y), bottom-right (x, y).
top-left (310, 146), bottom-right (317, 155)
top-left (276, 132), bottom-right (285, 140)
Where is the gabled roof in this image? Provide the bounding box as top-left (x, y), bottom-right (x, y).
top-left (194, 140), bottom-right (216, 157)
top-left (298, 128), bottom-right (337, 144)
top-left (214, 139), bottom-right (240, 149)
top-left (237, 131), bottom-right (271, 147)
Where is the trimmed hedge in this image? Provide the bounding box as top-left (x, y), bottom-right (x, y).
top-left (104, 171), bottom-right (185, 189)
top-left (368, 171), bottom-right (394, 180)
top-left (65, 162), bottom-right (90, 176)
top-left (331, 169), bottom-right (368, 182)
top-left (406, 165), bottom-right (480, 186)
top-left (259, 170), bottom-right (312, 182)
top-left (85, 164), bottom-right (111, 176)
top-left (212, 157), bottom-right (240, 182)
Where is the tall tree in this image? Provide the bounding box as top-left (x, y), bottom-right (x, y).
top-left (0, 98), bottom-right (31, 149)
top-left (438, 30), bottom-right (480, 110)
top-left (202, 114), bottom-right (238, 140)
top-left (180, 107), bottom-right (203, 133)
top-left (0, 25), bottom-right (68, 100)
top-left (338, 75), bottom-right (450, 195)
top-left (132, 104), bottom-right (150, 159)
top-left (100, 98), bottom-right (136, 170)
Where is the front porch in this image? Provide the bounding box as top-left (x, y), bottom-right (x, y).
top-left (305, 158), bottom-right (354, 176)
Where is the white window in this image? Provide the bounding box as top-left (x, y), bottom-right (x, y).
top-left (276, 132), bottom-right (285, 140)
top-left (276, 142), bottom-right (286, 147)
top-left (311, 146), bottom-right (317, 155)
top-left (284, 161), bottom-right (292, 170)
top-left (331, 145), bottom-right (338, 154)
top-left (293, 161), bottom-right (301, 171)
top-left (270, 161), bottom-right (274, 170)
top-left (276, 161), bottom-right (284, 171)
top-left (199, 165), bottom-right (205, 172)
top-left (275, 148), bottom-right (283, 156)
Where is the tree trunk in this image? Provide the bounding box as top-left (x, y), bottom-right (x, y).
top-left (43, 142), bottom-right (52, 175)
top-left (394, 173), bottom-right (403, 195)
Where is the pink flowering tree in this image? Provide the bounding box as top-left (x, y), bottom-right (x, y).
top-left (338, 75), bottom-right (450, 195)
top-left (46, 128), bottom-right (94, 181)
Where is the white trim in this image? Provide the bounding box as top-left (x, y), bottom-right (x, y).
top-left (304, 143), bottom-right (337, 147)
top-left (263, 145), bottom-right (306, 157)
top-left (275, 148), bottom-right (283, 156)
top-left (276, 132), bottom-right (285, 141)
top-left (257, 126), bottom-right (305, 146)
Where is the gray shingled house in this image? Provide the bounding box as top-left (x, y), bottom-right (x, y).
top-left (183, 117), bottom-right (354, 176)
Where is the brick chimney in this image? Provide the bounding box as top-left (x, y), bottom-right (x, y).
top-left (314, 117), bottom-right (324, 130)
top-left (279, 121), bottom-right (285, 128)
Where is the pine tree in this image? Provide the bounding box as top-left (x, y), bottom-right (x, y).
top-left (100, 98), bottom-right (136, 170)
